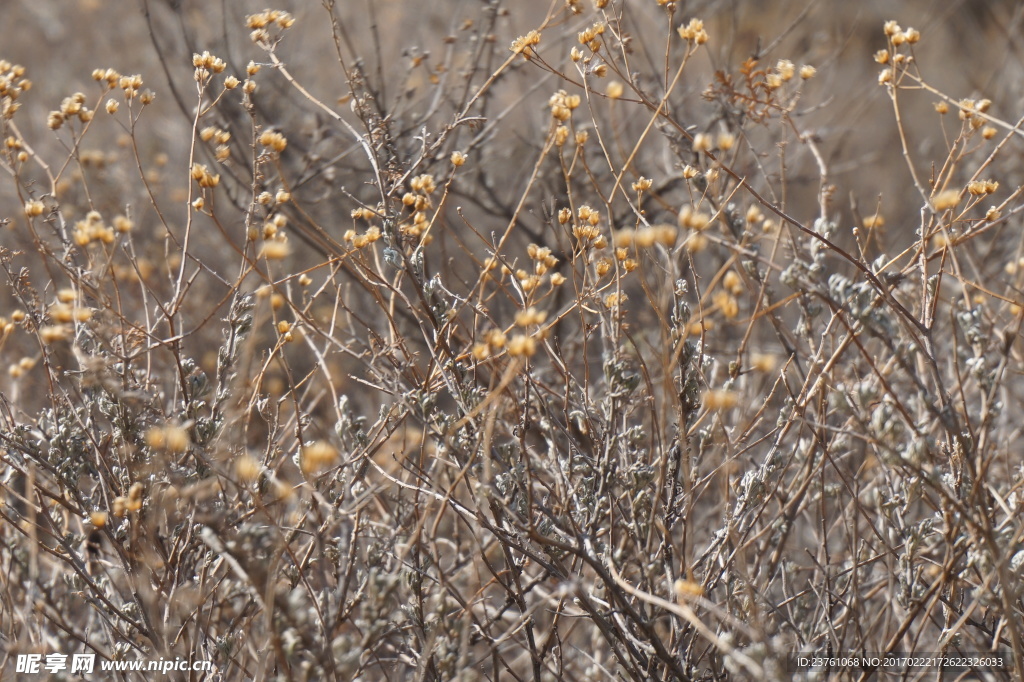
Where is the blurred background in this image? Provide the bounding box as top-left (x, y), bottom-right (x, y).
top-left (4, 0), bottom-right (1023, 247)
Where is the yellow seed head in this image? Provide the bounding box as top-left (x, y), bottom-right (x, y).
top-left (713, 290), bottom-right (739, 319)
top-left (146, 425), bottom-right (190, 453)
top-left (723, 270), bottom-right (742, 295)
top-left (485, 329), bottom-right (507, 350)
top-left (301, 441), bottom-right (339, 475)
top-left (674, 579), bottom-right (705, 600)
top-left (677, 18), bottom-right (708, 44)
top-left (258, 131), bottom-right (288, 152)
top-left (775, 59), bottom-right (795, 81)
top-left (631, 176), bottom-right (653, 192)
top-left (113, 215), bottom-right (133, 233)
top-left (515, 307), bottom-right (548, 327)
top-left (49, 303), bottom-right (73, 323)
top-left (751, 353), bottom-right (778, 373)
top-left (235, 455), bottom-right (261, 482)
top-left (683, 233), bottom-right (708, 253)
top-left (931, 189), bottom-right (961, 211)
top-left (260, 238), bottom-right (291, 260)
top-left (604, 292), bottom-right (627, 308)
top-left (704, 389), bottom-right (739, 410)
top-left (510, 30), bottom-right (542, 58)
top-left (507, 334), bottom-right (537, 357)
top-left (24, 200), bottom-right (44, 217)
top-left (862, 213), bottom-right (884, 229)
top-left (967, 180), bottom-right (998, 196)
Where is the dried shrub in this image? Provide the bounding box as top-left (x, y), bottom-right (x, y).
top-left (1, 1), bottom-right (1024, 680)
